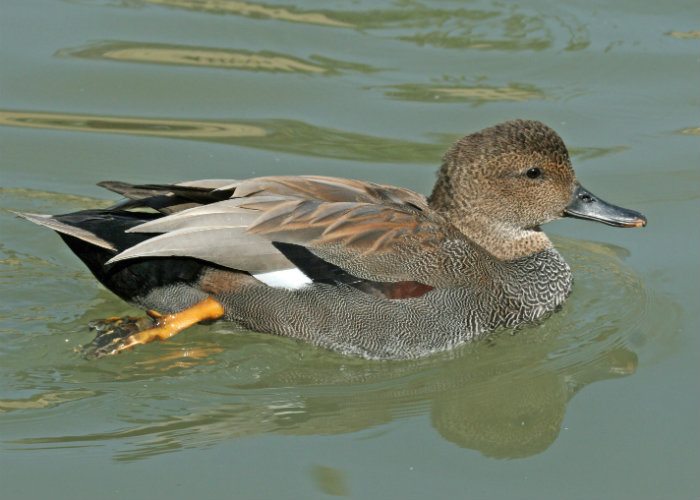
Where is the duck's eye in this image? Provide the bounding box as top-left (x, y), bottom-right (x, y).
top-left (526, 167), bottom-right (542, 179)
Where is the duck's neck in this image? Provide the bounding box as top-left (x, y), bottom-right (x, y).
top-left (454, 216), bottom-right (553, 261)
top-left (429, 182), bottom-right (552, 261)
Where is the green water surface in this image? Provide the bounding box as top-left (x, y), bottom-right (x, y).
top-left (1, 0), bottom-right (698, 498)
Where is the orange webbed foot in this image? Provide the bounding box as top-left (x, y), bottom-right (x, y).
top-left (82, 297), bottom-right (225, 359)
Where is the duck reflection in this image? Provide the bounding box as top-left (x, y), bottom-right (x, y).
top-left (10, 322), bottom-right (637, 461)
top-left (214, 341), bottom-right (636, 460)
top-left (430, 349), bottom-right (636, 458)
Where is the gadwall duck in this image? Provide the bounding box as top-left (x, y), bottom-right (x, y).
top-left (17, 120), bottom-right (646, 359)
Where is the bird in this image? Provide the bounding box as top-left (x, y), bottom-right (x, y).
top-left (15, 120), bottom-right (646, 359)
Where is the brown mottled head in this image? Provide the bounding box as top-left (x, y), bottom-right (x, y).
top-left (430, 120), bottom-right (575, 231)
top-left (430, 120), bottom-right (646, 260)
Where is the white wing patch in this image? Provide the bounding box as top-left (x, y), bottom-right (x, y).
top-left (253, 268), bottom-right (312, 289)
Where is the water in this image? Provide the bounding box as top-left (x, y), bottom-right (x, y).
top-left (1, 0), bottom-right (698, 498)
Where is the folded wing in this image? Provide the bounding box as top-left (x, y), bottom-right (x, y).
top-left (106, 176), bottom-right (488, 290)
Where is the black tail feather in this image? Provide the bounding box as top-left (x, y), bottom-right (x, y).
top-left (19, 209), bottom-right (208, 303)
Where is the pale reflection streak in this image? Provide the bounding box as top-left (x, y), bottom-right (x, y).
top-left (431, 87), bottom-right (541, 101)
top-left (383, 83), bottom-right (545, 104)
top-left (71, 46), bottom-right (324, 73)
top-left (141, 0), bottom-right (352, 27)
top-left (57, 41), bottom-right (372, 74)
top-left (567, 145), bottom-right (629, 161)
top-left (0, 390), bottom-right (96, 412)
top-left (666, 30), bottom-right (700, 39)
top-left (0, 110), bottom-right (267, 139)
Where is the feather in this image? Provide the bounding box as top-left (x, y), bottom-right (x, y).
top-left (12, 212), bottom-right (116, 251)
top-left (106, 226), bottom-right (293, 273)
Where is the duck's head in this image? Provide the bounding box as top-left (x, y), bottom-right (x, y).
top-left (429, 120), bottom-right (646, 260)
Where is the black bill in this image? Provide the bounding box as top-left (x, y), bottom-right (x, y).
top-left (564, 184), bottom-right (647, 228)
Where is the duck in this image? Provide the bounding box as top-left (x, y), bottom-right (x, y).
top-left (16, 120), bottom-right (646, 359)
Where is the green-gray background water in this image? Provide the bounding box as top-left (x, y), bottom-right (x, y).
top-left (1, 0), bottom-right (698, 498)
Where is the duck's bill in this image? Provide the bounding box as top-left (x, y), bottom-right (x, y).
top-left (564, 184), bottom-right (647, 228)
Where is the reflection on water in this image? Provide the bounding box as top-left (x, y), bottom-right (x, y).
top-left (0, 110), bottom-right (627, 164)
top-left (567, 145), bottom-right (629, 161)
top-left (57, 41), bottom-right (377, 75)
top-left (0, 110), bottom-right (267, 139)
top-left (383, 82), bottom-right (545, 104)
top-left (677, 126), bottom-right (700, 136)
top-left (395, 10), bottom-right (588, 52)
top-left (4, 342), bottom-right (637, 460)
top-left (137, 0), bottom-right (352, 28)
top-left (666, 30), bottom-right (700, 40)
top-left (0, 109), bottom-right (443, 163)
top-left (311, 465), bottom-right (349, 497)
top-left (3, 238), bottom-right (670, 461)
top-left (0, 389), bottom-right (96, 413)
top-left (0, 187), bottom-right (112, 209)
top-left (131, 0), bottom-right (589, 52)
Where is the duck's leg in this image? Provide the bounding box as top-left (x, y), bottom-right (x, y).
top-left (84, 297), bottom-right (225, 358)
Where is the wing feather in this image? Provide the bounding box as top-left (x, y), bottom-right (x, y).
top-left (104, 175), bottom-right (485, 287)
top-left (107, 226), bottom-right (293, 273)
